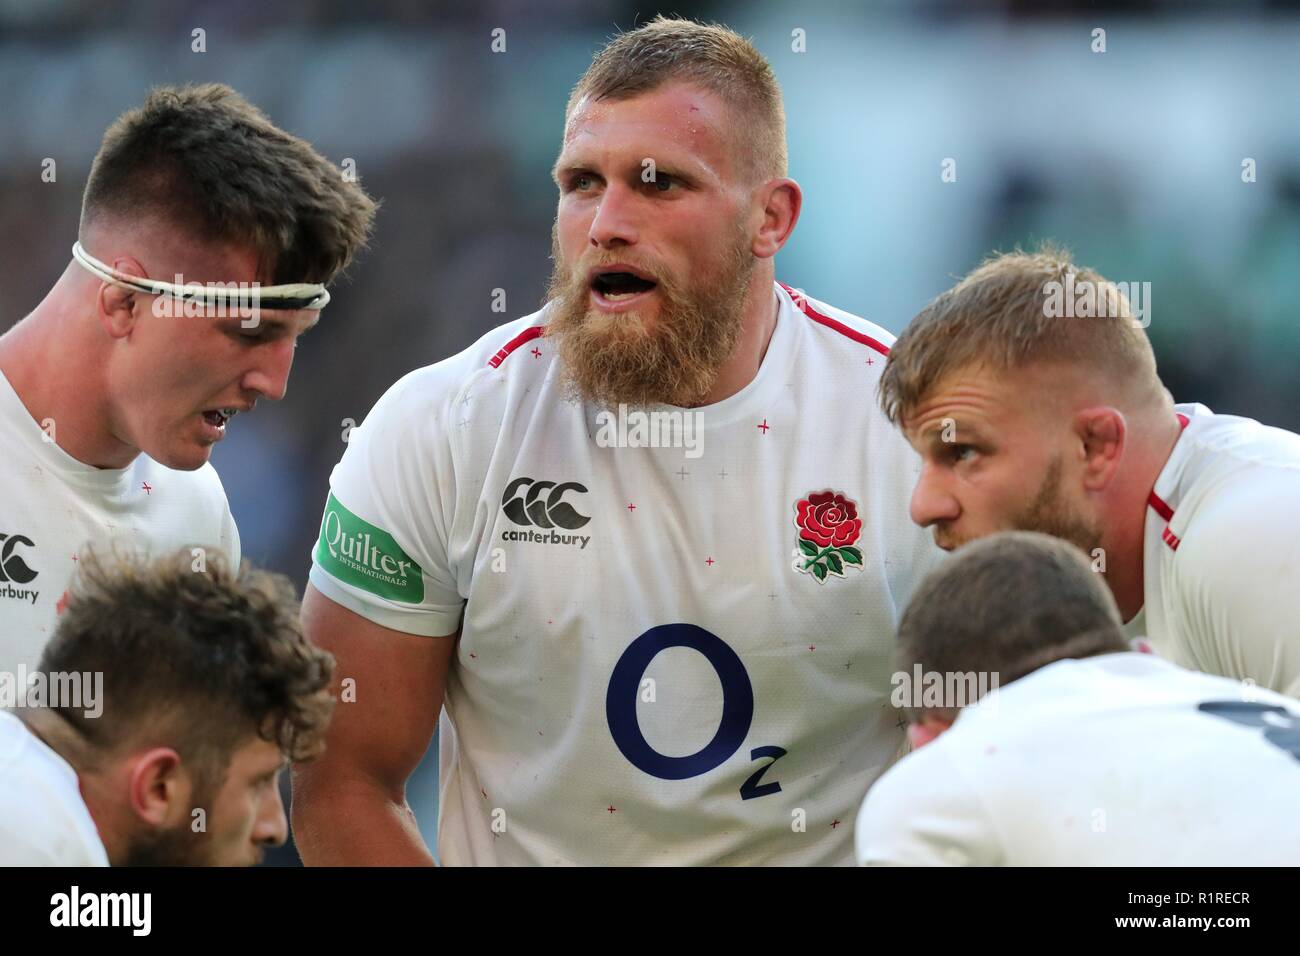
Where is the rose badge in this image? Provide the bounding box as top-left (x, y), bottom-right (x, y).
top-left (792, 490), bottom-right (865, 583)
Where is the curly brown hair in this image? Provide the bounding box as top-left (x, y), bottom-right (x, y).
top-left (80, 83), bottom-right (377, 285)
top-left (38, 546), bottom-right (335, 791)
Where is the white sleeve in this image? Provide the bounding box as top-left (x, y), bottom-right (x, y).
top-left (854, 744), bottom-right (1003, 866)
top-left (308, 368), bottom-right (465, 637)
top-left (1173, 475), bottom-right (1300, 697)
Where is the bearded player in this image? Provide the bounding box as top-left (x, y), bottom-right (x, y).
top-left (879, 246), bottom-right (1300, 696)
top-left (295, 17), bottom-right (944, 866)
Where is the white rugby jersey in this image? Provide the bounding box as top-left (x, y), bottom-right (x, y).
top-left (309, 281), bottom-right (946, 866)
top-left (0, 370), bottom-right (240, 673)
top-left (855, 652), bottom-right (1300, 866)
top-left (1124, 403), bottom-right (1300, 697)
top-left (0, 710), bottom-right (108, 866)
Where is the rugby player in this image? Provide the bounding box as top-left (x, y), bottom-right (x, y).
top-left (0, 548), bottom-right (334, 866)
top-left (0, 83), bottom-right (375, 672)
top-left (855, 531), bottom-right (1300, 865)
top-left (879, 246), bottom-right (1300, 696)
top-left (295, 17), bottom-right (945, 865)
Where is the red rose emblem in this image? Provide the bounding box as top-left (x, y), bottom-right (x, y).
top-left (792, 490), bottom-right (865, 583)
top-left (796, 490), bottom-right (862, 548)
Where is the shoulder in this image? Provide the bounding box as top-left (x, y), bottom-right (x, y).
top-left (1179, 406), bottom-right (1300, 478)
top-left (1177, 466), bottom-right (1300, 577)
top-left (360, 309), bottom-right (552, 431)
top-left (855, 735), bottom-right (996, 866)
top-left (1169, 408), bottom-right (1300, 571)
top-left (0, 723), bottom-right (105, 866)
top-left (779, 282), bottom-right (894, 359)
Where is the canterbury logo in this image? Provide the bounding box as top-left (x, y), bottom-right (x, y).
top-left (0, 533), bottom-right (37, 584)
top-left (501, 478), bottom-right (591, 530)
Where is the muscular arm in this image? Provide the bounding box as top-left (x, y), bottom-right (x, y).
top-left (292, 583), bottom-right (458, 866)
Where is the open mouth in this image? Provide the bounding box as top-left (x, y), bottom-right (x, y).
top-left (201, 408), bottom-right (240, 430)
top-left (591, 269), bottom-right (658, 302)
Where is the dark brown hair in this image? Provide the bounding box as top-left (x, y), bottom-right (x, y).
top-left (879, 244), bottom-right (1163, 427)
top-left (80, 83), bottom-right (377, 284)
top-left (896, 531), bottom-right (1128, 722)
top-left (567, 15), bottom-right (787, 183)
top-left (38, 546), bottom-right (335, 790)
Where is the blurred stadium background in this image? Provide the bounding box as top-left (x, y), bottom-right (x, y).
top-left (2, 0), bottom-right (1297, 864)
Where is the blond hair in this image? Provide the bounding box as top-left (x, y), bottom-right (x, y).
top-left (566, 15), bottom-right (787, 183)
top-left (879, 244), bottom-right (1164, 426)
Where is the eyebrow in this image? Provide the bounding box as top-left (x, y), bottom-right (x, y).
top-left (552, 152), bottom-right (711, 185)
top-left (917, 421), bottom-right (990, 446)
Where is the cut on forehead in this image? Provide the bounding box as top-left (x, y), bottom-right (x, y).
top-left (559, 82), bottom-right (737, 180)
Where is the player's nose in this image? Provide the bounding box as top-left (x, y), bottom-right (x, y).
top-left (588, 182), bottom-right (638, 249)
top-left (243, 336), bottom-right (296, 402)
top-left (253, 782), bottom-right (289, 849)
top-left (909, 465), bottom-right (960, 529)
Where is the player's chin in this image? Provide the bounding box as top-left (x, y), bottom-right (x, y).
top-left (154, 433), bottom-right (216, 471)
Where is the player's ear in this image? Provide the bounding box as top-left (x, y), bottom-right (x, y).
top-left (1074, 406), bottom-right (1126, 492)
top-left (97, 256), bottom-right (149, 340)
top-left (907, 715), bottom-right (953, 749)
top-left (750, 177), bottom-right (801, 259)
top-left (126, 747), bottom-right (193, 828)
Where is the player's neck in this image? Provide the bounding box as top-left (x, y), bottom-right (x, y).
top-left (19, 708), bottom-right (125, 863)
top-left (690, 269), bottom-right (778, 408)
top-left (0, 279), bottom-right (140, 470)
top-left (1104, 412), bottom-right (1185, 622)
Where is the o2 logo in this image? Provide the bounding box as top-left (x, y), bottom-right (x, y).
top-left (605, 623), bottom-right (786, 800)
top-left (1198, 701), bottom-right (1300, 760)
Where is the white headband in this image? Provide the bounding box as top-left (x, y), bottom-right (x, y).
top-left (71, 242), bottom-right (331, 311)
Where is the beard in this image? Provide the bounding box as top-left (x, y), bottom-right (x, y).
top-left (544, 219), bottom-right (756, 409)
top-left (1015, 454), bottom-right (1103, 555)
top-left (120, 817), bottom-right (216, 867)
top-left (934, 455), bottom-right (1102, 555)
top-left (117, 776), bottom-right (232, 867)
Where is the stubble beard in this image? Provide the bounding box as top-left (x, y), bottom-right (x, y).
top-left (1015, 455), bottom-right (1103, 555)
top-left (934, 455), bottom-right (1102, 556)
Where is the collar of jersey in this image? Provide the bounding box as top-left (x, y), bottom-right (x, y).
top-left (1148, 403), bottom-right (1212, 521)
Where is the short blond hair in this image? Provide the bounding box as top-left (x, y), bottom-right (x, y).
top-left (879, 244), bottom-right (1164, 426)
top-left (566, 15), bottom-right (787, 183)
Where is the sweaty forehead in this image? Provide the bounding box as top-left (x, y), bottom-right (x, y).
top-left (561, 83), bottom-right (737, 179)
